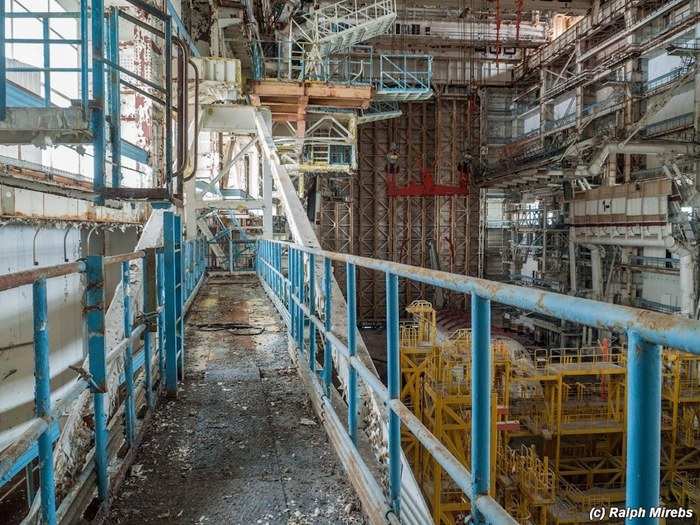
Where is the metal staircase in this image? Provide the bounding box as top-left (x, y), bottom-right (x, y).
top-left (292, 0), bottom-right (397, 56)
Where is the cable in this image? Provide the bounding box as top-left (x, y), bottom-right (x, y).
top-left (191, 321), bottom-right (265, 335)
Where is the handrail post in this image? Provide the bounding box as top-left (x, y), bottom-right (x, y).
top-left (323, 257), bottom-right (333, 396)
top-left (121, 261), bottom-right (136, 445)
top-left (386, 272), bottom-right (401, 516)
top-left (228, 235), bottom-right (233, 273)
top-left (175, 215), bottom-right (184, 380)
top-left (85, 255), bottom-right (109, 499)
top-left (157, 249), bottom-right (165, 379)
top-left (297, 250), bottom-right (305, 352)
top-left (309, 253), bottom-right (316, 371)
top-left (33, 278), bottom-right (57, 525)
top-left (292, 248), bottom-right (298, 340)
top-left (471, 294), bottom-right (492, 524)
top-left (163, 212), bottom-right (178, 397)
top-left (143, 251), bottom-right (154, 409)
top-left (625, 330), bottom-right (661, 524)
top-left (346, 262), bottom-right (357, 444)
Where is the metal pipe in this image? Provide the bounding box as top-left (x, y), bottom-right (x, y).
top-left (163, 212), bottom-right (178, 396)
top-left (33, 278), bottom-right (57, 525)
top-left (32, 226), bottom-right (44, 266)
top-left (86, 225), bottom-right (99, 256)
top-left (0, 1), bottom-right (6, 121)
top-left (164, 17), bottom-right (173, 193)
top-left (0, 261), bottom-right (84, 292)
top-left (85, 255), bottom-right (108, 500)
top-left (386, 272), bottom-right (401, 516)
top-left (263, 241), bottom-right (700, 355)
top-left (103, 250), bottom-right (147, 266)
top-left (323, 257), bottom-right (333, 396)
top-left (63, 225), bottom-right (74, 262)
top-left (471, 294), bottom-right (491, 525)
top-left (308, 254), bottom-right (317, 371)
top-left (182, 57), bottom-right (199, 182)
top-left (108, 8), bottom-right (121, 189)
top-left (92, 0), bottom-right (106, 201)
top-left (625, 331), bottom-right (661, 522)
top-left (121, 261), bottom-right (136, 445)
top-left (346, 262), bottom-right (358, 445)
top-left (172, 37), bottom-right (189, 192)
top-left (0, 418), bottom-right (48, 485)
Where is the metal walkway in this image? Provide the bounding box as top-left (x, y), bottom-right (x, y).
top-left (107, 273), bottom-right (365, 524)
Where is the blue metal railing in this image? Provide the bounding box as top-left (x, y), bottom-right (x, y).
top-left (633, 297), bottom-right (682, 314)
top-left (629, 255), bottom-right (681, 270)
top-left (376, 54), bottom-right (432, 94)
top-left (250, 40), bottom-right (374, 84)
top-left (543, 112), bottom-right (576, 132)
top-left (256, 240), bottom-right (700, 523)
top-left (640, 64), bottom-right (693, 95)
top-left (0, 212), bottom-right (206, 524)
top-left (642, 112), bottom-right (694, 137)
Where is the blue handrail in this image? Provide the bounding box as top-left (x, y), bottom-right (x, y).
top-left (0, 213), bottom-right (207, 524)
top-left (256, 239), bottom-right (700, 523)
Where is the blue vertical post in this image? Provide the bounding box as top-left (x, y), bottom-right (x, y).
top-left (228, 235), bottom-right (233, 273)
top-left (92, 0), bottom-right (106, 200)
top-left (175, 215), bottom-right (184, 380)
top-left (42, 17), bottom-right (50, 106)
top-left (121, 261), bottom-right (136, 445)
top-left (386, 272), bottom-right (401, 515)
top-left (323, 257), bottom-right (333, 396)
top-left (108, 7), bottom-right (121, 188)
top-left (85, 255), bottom-right (109, 499)
top-left (346, 262), bottom-right (357, 444)
top-left (625, 331), bottom-right (661, 524)
top-left (290, 248), bottom-right (297, 339)
top-left (308, 254), bottom-right (316, 371)
top-left (276, 244), bottom-right (282, 297)
top-left (142, 253), bottom-right (153, 409)
top-left (80, 0), bottom-right (88, 113)
top-left (0, 0), bottom-right (6, 120)
top-left (297, 250), bottom-right (305, 352)
top-left (33, 279), bottom-right (57, 525)
top-left (163, 212), bottom-right (178, 396)
top-left (157, 250), bottom-right (165, 379)
top-left (471, 294), bottom-right (492, 524)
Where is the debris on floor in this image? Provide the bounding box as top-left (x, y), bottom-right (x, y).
top-left (107, 274), bottom-right (366, 524)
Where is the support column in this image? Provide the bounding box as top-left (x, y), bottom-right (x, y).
top-left (471, 294), bottom-right (492, 525)
top-left (263, 157), bottom-right (273, 239)
top-left (625, 331), bottom-right (661, 524)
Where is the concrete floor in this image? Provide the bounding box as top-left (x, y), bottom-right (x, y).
top-left (107, 274), bottom-right (366, 525)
